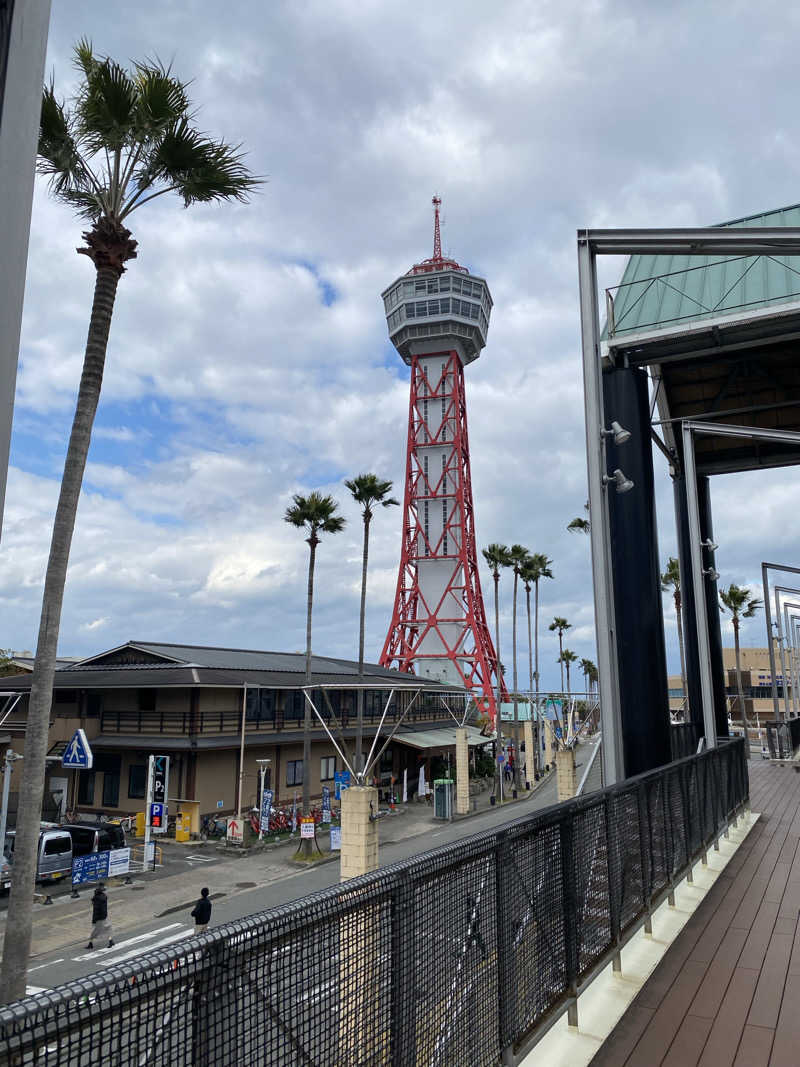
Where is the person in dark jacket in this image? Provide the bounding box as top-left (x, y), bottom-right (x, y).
top-left (191, 887), bottom-right (212, 933)
top-left (87, 883), bottom-right (114, 949)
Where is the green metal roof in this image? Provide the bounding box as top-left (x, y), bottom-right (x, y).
top-left (606, 204), bottom-right (800, 338)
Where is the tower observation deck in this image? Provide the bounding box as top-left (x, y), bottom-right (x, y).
top-left (379, 198), bottom-right (505, 722)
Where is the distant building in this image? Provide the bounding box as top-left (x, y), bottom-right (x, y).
top-left (668, 646), bottom-right (794, 733)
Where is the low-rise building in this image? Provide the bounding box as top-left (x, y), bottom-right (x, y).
top-left (0, 640), bottom-right (485, 822)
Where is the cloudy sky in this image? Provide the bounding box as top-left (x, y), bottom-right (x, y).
top-left (4, 0), bottom-right (800, 689)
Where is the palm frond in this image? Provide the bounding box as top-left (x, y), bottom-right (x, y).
top-left (72, 38), bottom-right (98, 79)
top-left (76, 54), bottom-right (138, 153)
top-left (150, 121), bottom-right (260, 207)
top-left (37, 83), bottom-right (93, 198)
top-left (59, 189), bottom-right (106, 220)
top-left (132, 63), bottom-right (189, 138)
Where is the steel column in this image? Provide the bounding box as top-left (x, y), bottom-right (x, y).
top-left (674, 474), bottom-right (704, 737)
top-left (681, 425), bottom-right (718, 748)
top-left (578, 233), bottom-right (624, 784)
top-left (697, 476), bottom-right (728, 739)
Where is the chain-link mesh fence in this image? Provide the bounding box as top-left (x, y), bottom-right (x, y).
top-left (0, 740), bottom-right (748, 1067)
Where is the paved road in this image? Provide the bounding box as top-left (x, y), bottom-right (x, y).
top-left (23, 744), bottom-right (600, 994)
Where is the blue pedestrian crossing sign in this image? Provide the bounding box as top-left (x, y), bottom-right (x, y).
top-left (62, 729), bottom-right (93, 770)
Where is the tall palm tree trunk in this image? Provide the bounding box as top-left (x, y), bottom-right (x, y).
top-left (301, 535), bottom-right (317, 857)
top-left (733, 616), bottom-right (749, 741)
top-left (534, 580), bottom-right (540, 773)
top-left (493, 573), bottom-right (503, 802)
top-left (525, 585), bottom-right (534, 780)
top-left (558, 632), bottom-right (565, 692)
top-left (355, 516), bottom-right (370, 777)
top-left (674, 590), bottom-right (688, 715)
top-left (512, 573), bottom-right (520, 794)
top-left (0, 265), bottom-right (119, 1004)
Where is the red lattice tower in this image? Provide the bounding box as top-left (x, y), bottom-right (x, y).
top-left (379, 198), bottom-right (506, 724)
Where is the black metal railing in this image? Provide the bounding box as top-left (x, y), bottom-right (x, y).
top-left (0, 740), bottom-right (748, 1067)
top-left (670, 721), bottom-right (698, 761)
top-left (765, 718), bottom-right (800, 760)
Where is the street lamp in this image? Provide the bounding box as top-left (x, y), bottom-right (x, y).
top-left (0, 749), bottom-right (22, 855)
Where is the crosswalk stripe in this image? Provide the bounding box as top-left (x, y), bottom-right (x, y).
top-left (74, 923), bottom-right (183, 962)
top-left (101, 927), bottom-right (193, 966)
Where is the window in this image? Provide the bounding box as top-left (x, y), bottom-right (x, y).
top-left (128, 764), bottom-right (147, 799)
top-left (442, 500), bottom-right (448, 555)
top-left (103, 771), bottom-right (120, 808)
top-left (423, 500), bottom-right (429, 556)
top-left (285, 691), bottom-right (304, 720)
top-left (86, 693), bottom-right (102, 717)
top-left (77, 771), bottom-right (95, 805)
top-left (137, 689), bottom-right (156, 711)
top-left (43, 835), bottom-right (71, 856)
top-left (54, 690), bottom-right (77, 705)
top-left (287, 760), bottom-right (303, 786)
top-left (320, 756), bottom-right (335, 781)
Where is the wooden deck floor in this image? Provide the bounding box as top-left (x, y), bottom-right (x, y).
top-left (592, 760), bottom-right (800, 1066)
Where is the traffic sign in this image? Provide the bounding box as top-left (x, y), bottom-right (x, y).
top-left (300, 817), bottom-right (315, 839)
top-left (62, 729), bottom-right (93, 770)
top-left (227, 816), bottom-right (243, 843)
top-left (151, 755), bottom-right (169, 806)
top-left (149, 802), bottom-right (165, 831)
top-left (334, 770), bottom-right (350, 799)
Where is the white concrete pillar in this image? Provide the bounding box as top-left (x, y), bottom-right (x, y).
top-left (523, 720), bottom-right (535, 787)
top-left (340, 785), bottom-right (379, 882)
top-left (456, 727), bottom-right (470, 815)
top-left (556, 748), bottom-right (577, 803)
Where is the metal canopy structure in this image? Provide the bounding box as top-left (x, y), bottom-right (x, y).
top-left (579, 218), bottom-right (800, 784)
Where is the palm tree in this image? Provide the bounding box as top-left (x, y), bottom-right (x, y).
top-left (559, 648), bottom-right (579, 740)
top-left (567, 501), bottom-right (590, 534)
top-left (567, 517), bottom-right (590, 533)
top-left (719, 584), bottom-right (762, 741)
top-left (580, 657), bottom-right (594, 694)
top-left (522, 553), bottom-right (553, 773)
top-left (344, 474), bottom-right (398, 776)
top-left (661, 557), bottom-right (688, 715)
top-left (0, 42), bottom-right (258, 1004)
top-left (506, 544), bottom-right (530, 794)
top-left (482, 543), bottom-right (511, 799)
top-left (285, 492), bottom-right (346, 856)
top-left (549, 617), bottom-right (572, 692)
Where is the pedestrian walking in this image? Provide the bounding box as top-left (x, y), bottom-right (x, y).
top-left (87, 883), bottom-right (113, 949)
top-left (191, 887), bottom-right (212, 934)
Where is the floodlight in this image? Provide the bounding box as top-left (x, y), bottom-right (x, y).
top-left (701, 538), bottom-right (718, 551)
top-left (602, 468), bottom-right (634, 494)
top-left (702, 567), bottom-right (720, 582)
top-left (602, 421), bottom-right (632, 445)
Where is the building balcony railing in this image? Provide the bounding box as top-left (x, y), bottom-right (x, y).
top-left (97, 701), bottom-right (456, 736)
top-left (0, 739), bottom-right (749, 1066)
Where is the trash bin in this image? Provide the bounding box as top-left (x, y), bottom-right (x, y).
top-left (433, 779), bottom-right (454, 820)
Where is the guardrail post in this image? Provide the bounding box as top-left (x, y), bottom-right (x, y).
top-left (604, 792), bottom-right (621, 970)
top-left (496, 831), bottom-right (516, 1061)
top-left (680, 760), bottom-right (694, 884)
top-left (391, 871), bottom-right (417, 1067)
top-left (560, 811), bottom-right (579, 1028)
top-left (191, 938), bottom-right (240, 1067)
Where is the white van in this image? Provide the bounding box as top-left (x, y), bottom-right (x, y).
top-left (3, 827), bottom-right (73, 888)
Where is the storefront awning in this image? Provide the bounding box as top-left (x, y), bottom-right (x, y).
top-left (393, 726), bottom-right (489, 750)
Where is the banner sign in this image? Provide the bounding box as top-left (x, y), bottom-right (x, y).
top-left (72, 851), bottom-right (109, 885)
top-left (109, 847), bottom-right (131, 878)
top-left (291, 794), bottom-right (297, 833)
top-left (322, 785), bottom-right (331, 823)
top-left (330, 826), bottom-right (341, 850)
top-left (261, 788), bottom-right (274, 831)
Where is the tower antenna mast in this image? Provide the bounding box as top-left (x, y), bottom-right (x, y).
top-left (432, 195), bottom-right (442, 261)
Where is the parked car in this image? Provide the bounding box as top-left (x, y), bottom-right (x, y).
top-left (3, 826), bottom-right (74, 887)
top-left (60, 822), bottom-right (126, 857)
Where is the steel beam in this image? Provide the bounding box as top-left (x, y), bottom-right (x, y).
top-left (762, 564), bottom-right (800, 720)
top-left (582, 228), bottom-right (800, 256)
